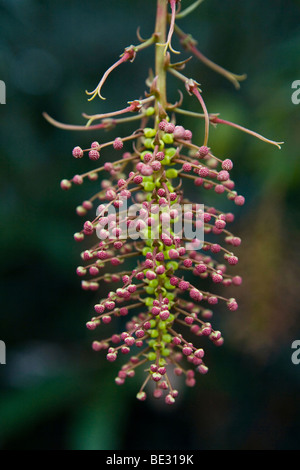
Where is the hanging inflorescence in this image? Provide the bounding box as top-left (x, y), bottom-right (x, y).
top-left (45, 0), bottom-right (283, 404)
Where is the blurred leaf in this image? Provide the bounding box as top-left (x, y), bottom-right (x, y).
top-left (0, 372), bottom-right (90, 443)
top-left (68, 369), bottom-right (135, 450)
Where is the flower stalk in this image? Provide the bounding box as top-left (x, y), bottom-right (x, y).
top-left (45, 0), bottom-right (282, 404)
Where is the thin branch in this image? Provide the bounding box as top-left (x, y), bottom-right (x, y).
top-left (174, 0), bottom-right (205, 19)
top-left (211, 116), bottom-right (284, 149)
top-left (174, 23), bottom-right (247, 90)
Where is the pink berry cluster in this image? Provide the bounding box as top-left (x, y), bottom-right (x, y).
top-left (46, 0), bottom-right (282, 404)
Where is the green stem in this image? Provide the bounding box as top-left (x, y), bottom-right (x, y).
top-left (155, 0), bottom-right (168, 113)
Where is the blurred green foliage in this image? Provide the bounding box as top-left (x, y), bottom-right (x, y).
top-left (0, 0), bottom-right (300, 450)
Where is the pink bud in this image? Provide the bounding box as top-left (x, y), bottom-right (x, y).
top-left (133, 175), bottom-right (143, 184)
top-left (136, 391), bottom-right (147, 401)
top-left (217, 170), bottom-right (230, 182)
top-left (184, 129), bottom-right (192, 140)
top-left (215, 219), bottom-right (226, 230)
top-left (86, 321), bottom-right (97, 330)
top-left (151, 160), bottom-right (161, 171)
top-left (198, 166), bottom-right (209, 177)
top-left (92, 341), bottom-right (102, 351)
top-left (159, 119), bottom-right (167, 130)
top-left (146, 270), bottom-right (156, 280)
top-left (212, 273), bottom-right (223, 283)
top-left (170, 277), bottom-right (179, 286)
top-left (222, 159), bottom-right (233, 171)
top-left (182, 346), bottom-right (193, 356)
top-left (198, 364), bottom-right (209, 374)
top-left (169, 249), bottom-right (179, 259)
top-left (173, 125), bottom-right (186, 140)
top-left (72, 175), bottom-right (83, 185)
top-left (228, 255), bottom-right (238, 265)
top-left (125, 336), bottom-right (135, 346)
top-left (165, 122), bottom-right (175, 134)
top-left (234, 195), bottom-right (245, 206)
top-left (91, 141), bottom-right (99, 148)
top-left (83, 221), bottom-right (94, 234)
top-left (159, 310), bottom-right (170, 321)
top-left (178, 280), bottom-right (189, 290)
top-left (182, 163), bottom-right (192, 172)
top-left (107, 353), bottom-right (117, 362)
top-left (60, 179), bottom-right (71, 190)
top-left (156, 265), bottom-right (165, 275)
top-left (94, 304), bottom-right (104, 315)
top-left (232, 275), bottom-right (242, 286)
top-left (165, 394), bottom-right (175, 405)
top-left (119, 307), bottom-right (128, 316)
top-left (194, 348), bottom-right (205, 359)
top-left (113, 137), bottom-right (123, 150)
top-left (89, 149), bottom-right (100, 161)
top-left (197, 146), bottom-right (210, 158)
top-left (227, 299), bottom-right (238, 311)
top-left (156, 151), bottom-right (165, 161)
top-left (72, 146), bottom-right (84, 158)
top-left (102, 315), bottom-right (112, 324)
top-left (208, 296), bottom-right (218, 305)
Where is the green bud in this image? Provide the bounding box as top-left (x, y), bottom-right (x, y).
top-left (166, 261), bottom-right (179, 271)
top-left (161, 155), bottom-right (171, 165)
top-left (164, 280), bottom-right (176, 290)
top-left (143, 176), bottom-right (154, 182)
top-left (168, 313), bottom-right (175, 323)
top-left (145, 297), bottom-right (154, 307)
top-left (158, 321), bottom-right (167, 330)
top-left (165, 147), bottom-right (177, 158)
top-left (148, 352), bottom-right (157, 361)
top-left (150, 329), bottom-right (159, 338)
top-left (162, 334), bottom-right (172, 343)
top-left (146, 286), bottom-right (155, 294)
top-left (166, 292), bottom-right (175, 301)
top-left (161, 348), bottom-right (170, 357)
top-left (144, 182), bottom-right (155, 192)
top-left (149, 279), bottom-right (159, 288)
top-left (160, 287), bottom-right (167, 296)
top-left (144, 138), bottom-right (154, 149)
top-left (162, 133), bottom-right (174, 145)
top-left (144, 127), bottom-right (156, 138)
top-left (145, 107), bottom-right (155, 117)
top-left (166, 169), bottom-right (178, 179)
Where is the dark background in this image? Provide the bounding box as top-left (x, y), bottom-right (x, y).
top-left (0, 0), bottom-right (300, 450)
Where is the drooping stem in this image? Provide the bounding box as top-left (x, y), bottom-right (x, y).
top-left (155, 0), bottom-right (168, 113)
